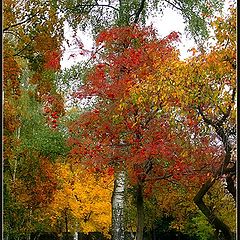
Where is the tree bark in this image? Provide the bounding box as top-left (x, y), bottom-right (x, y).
top-left (73, 232), bottom-right (78, 240)
top-left (133, 0), bottom-right (146, 23)
top-left (65, 210), bottom-right (68, 233)
top-left (194, 178), bottom-right (234, 240)
top-left (136, 181), bottom-right (144, 240)
top-left (226, 175), bottom-right (236, 201)
top-left (112, 170), bottom-right (125, 240)
top-left (195, 103), bottom-right (236, 239)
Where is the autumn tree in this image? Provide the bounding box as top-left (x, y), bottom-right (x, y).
top-left (184, 6), bottom-right (236, 239)
top-left (3, 87), bottom-right (70, 239)
top-left (3, 1), bottom-right (68, 238)
top-left (3, 0), bottom-right (65, 118)
top-left (135, 6), bottom-right (236, 239)
top-left (117, 4), bottom-right (236, 239)
top-left (42, 161), bottom-right (114, 238)
top-left (56, 1), bottom-right (227, 239)
top-left (66, 24), bottom-right (221, 240)
top-left (68, 25), bottom-right (177, 239)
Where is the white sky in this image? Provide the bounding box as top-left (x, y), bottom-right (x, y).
top-left (60, 0), bottom-right (233, 69)
top-left (146, 7), bottom-right (196, 59)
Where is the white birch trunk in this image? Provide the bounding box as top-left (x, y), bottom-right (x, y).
top-left (112, 170), bottom-right (125, 240)
top-left (73, 231), bottom-right (78, 240)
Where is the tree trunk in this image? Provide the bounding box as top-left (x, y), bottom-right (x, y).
top-left (195, 94), bottom-right (236, 240)
top-left (73, 232), bottom-right (78, 240)
top-left (136, 181), bottom-right (144, 240)
top-left (226, 175), bottom-right (236, 201)
top-left (194, 178), bottom-right (234, 240)
top-left (152, 227), bottom-right (157, 240)
top-left (13, 127), bottom-right (21, 182)
top-left (65, 210), bottom-right (68, 233)
top-left (112, 170), bottom-right (125, 240)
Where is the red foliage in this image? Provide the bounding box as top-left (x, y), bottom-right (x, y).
top-left (69, 25), bottom-right (219, 192)
top-left (44, 50), bottom-right (61, 71)
top-left (42, 93), bottom-right (65, 129)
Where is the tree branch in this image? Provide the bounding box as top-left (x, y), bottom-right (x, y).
top-left (3, 31), bottom-right (22, 40)
top-left (3, 12), bottom-right (38, 32)
top-left (225, 175), bottom-right (236, 201)
top-left (193, 126), bottom-right (235, 239)
top-left (13, 41), bottom-right (33, 57)
top-left (145, 173), bottom-right (172, 182)
top-left (218, 87), bottom-right (236, 125)
top-left (193, 175), bottom-right (234, 239)
top-left (164, 0), bottom-right (182, 11)
top-left (195, 95), bottom-right (235, 238)
top-left (133, 0), bottom-right (146, 24)
top-left (197, 105), bottom-right (233, 155)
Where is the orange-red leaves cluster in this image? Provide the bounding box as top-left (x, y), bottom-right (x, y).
top-left (42, 93), bottom-right (65, 129)
top-left (76, 26), bottom-right (179, 104)
top-left (44, 50), bottom-right (62, 71)
top-left (30, 158), bottom-right (58, 209)
top-left (3, 100), bottom-right (20, 133)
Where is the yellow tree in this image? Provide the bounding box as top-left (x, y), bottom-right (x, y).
top-left (43, 160), bottom-right (114, 238)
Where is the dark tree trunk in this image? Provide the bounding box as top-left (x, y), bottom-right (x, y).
top-left (194, 178), bottom-right (234, 240)
top-left (195, 102), bottom-right (236, 240)
top-left (226, 174), bottom-right (236, 201)
top-left (152, 227), bottom-right (157, 240)
top-left (65, 210), bottom-right (68, 233)
top-left (136, 181), bottom-right (144, 240)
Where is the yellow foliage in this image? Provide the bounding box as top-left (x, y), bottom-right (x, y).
top-left (46, 162), bottom-right (113, 237)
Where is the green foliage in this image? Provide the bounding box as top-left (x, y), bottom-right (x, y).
top-left (203, 181), bottom-right (236, 232)
top-left (57, 62), bottom-right (89, 86)
top-left (178, 0), bottom-right (224, 43)
top-left (60, 0), bottom-right (224, 42)
top-left (3, 182), bottom-right (33, 239)
top-left (185, 212), bottom-right (215, 240)
top-left (23, 125), bottom-right (69, 159)
top-left (57, 63), bottom-right (87, 96)
top-left (18, 92), bottom-right (69, 159)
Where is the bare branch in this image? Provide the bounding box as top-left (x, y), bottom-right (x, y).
top-left (164, 0), bottom-right (182, 11)
top-left (3, 31), bottom-right (22, 40)
top-left (145, 173), bottom-right (172, 182)
top-left (13, 41), bottom-right (32, 57)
